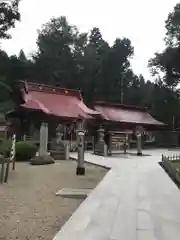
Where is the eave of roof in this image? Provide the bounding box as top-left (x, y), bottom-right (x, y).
top-left (94, 101), bottom-right (148, 111)
top-left (93, 102), bottom-right (165, 126)
top-left (20, 81), bottom-right (100, 120)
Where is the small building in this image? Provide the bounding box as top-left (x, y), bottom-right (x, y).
top-left (6, 82), bottom-right (100, 145)
top-left (93, 102), bottom-right (164, 129)
top-left (92, 102), bottom-right (165, 155)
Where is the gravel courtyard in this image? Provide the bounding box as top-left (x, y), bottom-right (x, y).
top-left (0, 160), bottom-right (107, 240)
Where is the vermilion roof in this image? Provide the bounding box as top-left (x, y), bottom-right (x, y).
top-left (20, 82), bottom-right (100, 119)
top-left (93, 102), bottom-right (165, 126)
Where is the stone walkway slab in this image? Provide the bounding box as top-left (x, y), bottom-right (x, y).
top-left (56, 188), bottom-right (92, 199)
top-left (53, 149), bottom-right (180, 240)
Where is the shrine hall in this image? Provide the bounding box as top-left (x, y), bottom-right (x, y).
top-left (6, 81), bottom-right (165, 157)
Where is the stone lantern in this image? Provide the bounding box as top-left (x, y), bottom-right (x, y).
top-left (97, 126), bottom-right (108, 157)
top-left (136, 126), bottom-right (143, 156)
top-left (76, 120), bottom-right (85, 175)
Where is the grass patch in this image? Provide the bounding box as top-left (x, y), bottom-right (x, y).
top-left (160, 160), bottom-right (180, 189)
top-left (169, 161), bottom-right (180, 172)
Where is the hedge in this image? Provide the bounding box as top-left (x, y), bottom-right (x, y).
top-left (16, 141), bottom-right (38, 161)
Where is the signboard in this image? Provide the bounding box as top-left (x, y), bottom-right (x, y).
top-left (111, 134), bottom-right (127, 150)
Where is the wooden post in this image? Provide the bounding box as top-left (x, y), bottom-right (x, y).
top-left (0, 157), bottom-right (5, 184)
top-left (12, 134), bottom-right (16, 170)
top-left (109, 133), bottom-right (112, 156)
top-left (70, 123), bottom-right (73, 150)
top-left (12, 156), bottom-right (16, 170)
top-left (4, 157), bottom-right (10, 183)
top-left (123, 134), bottom-right (128, 154)
top-left (64, 124), bottom-right (66, 141)
top-left (4, 134), bottom-right (16, 183)
top-left (121, 75), bottom-right (124, 104)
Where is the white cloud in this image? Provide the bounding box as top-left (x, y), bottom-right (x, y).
top-left (1, 0), bottom-right (179, 80)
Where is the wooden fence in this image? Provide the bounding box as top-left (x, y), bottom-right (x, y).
top-left (0, 158), bottom-right (17, 184)
top-left (162, 154), bottom-right (180, 161)
top-left (161, 154), bottom-right (180, 186)
top-left (0, 134), bottom-right (16, 184)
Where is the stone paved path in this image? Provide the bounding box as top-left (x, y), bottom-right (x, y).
top-left (53, 149), bottom-right (180, 240)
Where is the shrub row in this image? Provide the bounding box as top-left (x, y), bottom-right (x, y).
top-left (0, 140), bottom-right (38, 161)
top-left (16, 141), bottom-right (38, 161)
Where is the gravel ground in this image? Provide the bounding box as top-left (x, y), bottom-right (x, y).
top-left (0, 160), bottom-right (107, 240)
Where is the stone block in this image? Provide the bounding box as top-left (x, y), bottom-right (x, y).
top-left (30, 155), bottom-right (55, 165)
top-left (56, 188), bottom-right (91, 199)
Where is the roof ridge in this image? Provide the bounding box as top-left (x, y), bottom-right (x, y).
top-left (20, 81), bottom-right (82, 100)
top-left (94, 101), bottom-right (147, 111)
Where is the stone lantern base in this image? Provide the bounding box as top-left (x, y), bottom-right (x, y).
top-left (30, 155), bottom-right (55, 165)
top-left (76, 166), bottom-right (85, 176)
top-left (137, 152), bottom-right (143, 156)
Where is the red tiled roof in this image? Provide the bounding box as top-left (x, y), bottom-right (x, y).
top-left (93, 102), bottom-right (165, 126)
top-left (20, 82), bottom-right (99, 119)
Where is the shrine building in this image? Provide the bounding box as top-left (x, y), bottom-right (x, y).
top-left (6, 81), bottom-right (166, 156)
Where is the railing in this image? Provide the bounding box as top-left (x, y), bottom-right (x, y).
top-left (0, 135), bottom-right (16, 184)
top-left (161, 154), bottom-right (180, 186)
top-left (162, 154), bottom-right (180, 161)
top-left (23, 135), bottom-right (39, 142)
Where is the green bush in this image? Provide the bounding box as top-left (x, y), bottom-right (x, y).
top-left (0, 139), bottom-right (11, 157)
top-left (16, 141), bottom-right (38, 161)
top-left (0, 138), bottom-right (5, 145)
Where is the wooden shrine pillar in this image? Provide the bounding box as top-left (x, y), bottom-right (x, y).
top-left (123, 134), bottom-right (128, 154)
top-left (108, 133), bottom-right (112, 156)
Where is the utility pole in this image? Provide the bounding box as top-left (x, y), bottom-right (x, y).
top-left (121, 76), bottom-right (124, 104)
top-left (172, 116), bottom-right (175, 131)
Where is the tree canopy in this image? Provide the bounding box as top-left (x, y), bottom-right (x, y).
top-left (31, 17), bottom-right (138, 104)
top-left (148, 3), bottom-right (180, 127)
top-left (149, 3), bottom-right (180, 88)
top-left (1, 8), bottom-right (180, 127)
top-left (0, 0), bottom-right (20, 39)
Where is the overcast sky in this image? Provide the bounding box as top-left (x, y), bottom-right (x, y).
top-left (1, 0), bottom-right (179, 80)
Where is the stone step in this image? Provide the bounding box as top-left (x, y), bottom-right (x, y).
top-left (56, 188), bottom-right (92, 199)
top-left (50, 150), bottom-right (65, 160)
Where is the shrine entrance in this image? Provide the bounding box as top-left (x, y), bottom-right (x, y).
top-left (92, 102), bottom-right (165, 157)
top-left (93, 125), bottom-right (147, 157)
top-left (94, 127), bottom-right (134, 156)
top-left (108, 130), bottom-right (132, 155)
